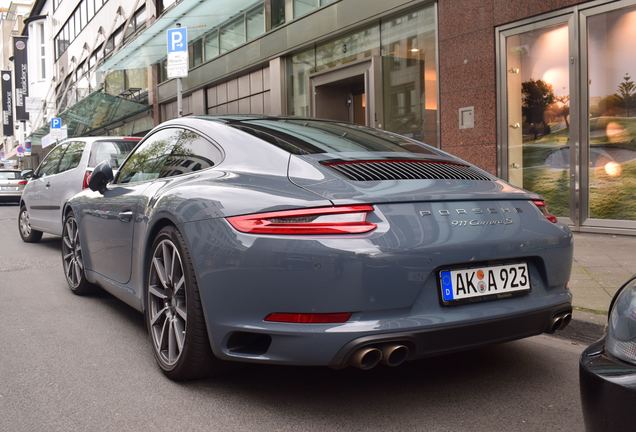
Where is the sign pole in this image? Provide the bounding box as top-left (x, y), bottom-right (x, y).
top-left (176, 23), bottom-right (183, 118)
top-left (167, 23), bottom-right (187, 119)
top-left (177, 77), bottom-right (183, 117)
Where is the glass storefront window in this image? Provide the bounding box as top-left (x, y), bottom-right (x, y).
top-left (204, 31), bottom-right (219, 62)
top-left (287, 49), bottom-right (315, 116)
top-left (247, 5), bottom-right (265, 40)
top-left (189, 39), bottom-right (203, 68)
top-left (220, 17), bottom-right (246, 54)
top-left (504, 23), bottom-right (571, 217)
top-left (293, 0), bottom-right (336, 18)
top-left (287, 5), bottom-right (437, 144)
top-left (270, 0), bottom-right (286, 29)
top-left (381, 8), bottom-right (437, 144)
top-left (315, 26), bottom-right (379, 72)
top-left (587, 5), bottom-right (636, 221)
top-left (294, 0), bottom-right (317, 17)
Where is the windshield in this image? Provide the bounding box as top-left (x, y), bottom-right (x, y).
top-left (88, 140), bottom-right (138, 169)
top-left (0, 171), bottom-right (19, 180)
top-left (228, 119), bottom-right (439, 156)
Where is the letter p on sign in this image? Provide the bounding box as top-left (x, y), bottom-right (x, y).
top-left (167, 27), bottom-right (187, 54)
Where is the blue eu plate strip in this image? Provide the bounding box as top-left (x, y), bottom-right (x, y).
top-left (440, 270), bottom-right (454, 302)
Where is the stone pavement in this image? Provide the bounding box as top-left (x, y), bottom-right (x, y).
top-left (566, 232), bottom-right (636, 337)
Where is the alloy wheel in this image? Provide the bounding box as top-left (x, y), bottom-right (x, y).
top-left (19, 208), bottom-right (31, 238)
top-left (148, 239), bottom-right (187, 366)
top-left (62, 216), bottom-right (84, 288)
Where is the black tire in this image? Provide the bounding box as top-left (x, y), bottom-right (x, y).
top-left (62, 211), bottom-right (94, 295)
top-left (18, 205), bottom-right (43, 243)
top-left (145, 225), bottom-right (219, 381)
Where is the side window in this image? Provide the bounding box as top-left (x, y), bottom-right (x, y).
top-left (116, 128), bottom-right (181, 184)
top-left (57, 141), bottom-right (86, 173)
top-left (36, 144), bottom-right (67, 177)
top-left (158, 129), bottom-right (222, 178)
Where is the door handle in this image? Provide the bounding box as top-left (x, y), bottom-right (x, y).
top-left (118, 211), bottom-right (133, 223)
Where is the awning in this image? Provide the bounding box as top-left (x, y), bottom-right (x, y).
top-left (28, 90), bottom-right (149, 145)
top-left (100, 0), bottom-right (258, 71)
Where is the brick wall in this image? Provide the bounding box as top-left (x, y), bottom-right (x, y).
top-left (437, 0), bottom-right (585, 173)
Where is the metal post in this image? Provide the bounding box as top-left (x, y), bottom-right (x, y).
top-left (176, 22), bottom-right (183, 118)
top-left (22, 120), bottom-right (29, 169)
top-left (177, 77), bottom-right (183, 117)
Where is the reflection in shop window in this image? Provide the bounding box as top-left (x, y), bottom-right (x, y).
top-left (247, 5), bottom-right (265, 40)
top-left (220, 17), bottom-right (246, 54)
top-left (287, 4), bottom-right (437, 145)
top-left (588, 4), bottom-right (636, 221)
top-left (204, 31), bottom-right (219, 61)
top-left (505, 23), bottom-right (571, 217)
top-left (315, 27), bottom-right (379, 73)
top-left (381, 6), bottom-right (437, 144)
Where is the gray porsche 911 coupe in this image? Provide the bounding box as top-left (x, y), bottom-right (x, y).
top-left (63, 116), bottom-right (573, 380)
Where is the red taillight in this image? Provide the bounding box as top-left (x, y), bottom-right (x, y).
top-left (122, 136), bottom-right (142, 141)
top-left (17, 180), bottom-right (27, 186)
top-left (532, 200), bottom-right (558, 223)
top-left (226, 205), bottom-right (377, 235)
top-left (82, 170), bottom-right (92, 190)
top-left (264, 312), bottom-right (352, 324)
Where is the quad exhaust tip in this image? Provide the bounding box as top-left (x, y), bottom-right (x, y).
top-left (381, 344), bottom-right (409, 367)
top-left (549, 311), bottom-right (572, 333)
top-left (350, 347), bottom-right (382, 370)
top-left (350, 344), bottom-right (410, 370)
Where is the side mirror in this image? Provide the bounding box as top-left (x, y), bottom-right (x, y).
top-left (21, 169), bottom-right (34, 179)
top-left (88, 161), bottom-right (114, 194)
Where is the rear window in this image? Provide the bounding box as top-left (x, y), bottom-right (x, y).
top-left (0, 171), bottom-right (19, 180)
top-left (88, 140), bottom-right (138, 169)
top-left (228, 119), bottom-right (438, 156)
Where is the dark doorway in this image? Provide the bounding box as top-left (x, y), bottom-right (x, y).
top-left (314, 74), bottom-right (366, 125)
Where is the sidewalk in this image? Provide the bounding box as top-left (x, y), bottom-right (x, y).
top-left (566, 232), bottom-right (636, 339)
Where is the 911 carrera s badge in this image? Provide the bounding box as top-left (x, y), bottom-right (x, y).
top-left (451, 218), bottom-right (514, 226)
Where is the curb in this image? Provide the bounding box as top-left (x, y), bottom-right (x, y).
top-left (554, 316), bottom-right (606, 344)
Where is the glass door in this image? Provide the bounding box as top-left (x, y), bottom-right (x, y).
top-left (582, 2), bottom-right (636, 228)
top-left (501, 16), bottom-right (575, 221)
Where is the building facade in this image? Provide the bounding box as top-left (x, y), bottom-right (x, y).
top-left (22, 0), bottom-right (636, 234)
top-left (23, 0), bottom-right (157, 162)
top-left (0, 0), bottom-right (34, 167)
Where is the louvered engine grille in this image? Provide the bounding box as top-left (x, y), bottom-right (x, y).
top-left (321, 159), bottom-right (492, 181)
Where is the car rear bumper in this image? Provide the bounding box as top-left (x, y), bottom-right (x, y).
top-left (184, 209), bottom-right (573, 367)
top-left (207, 300), bottom-right (572, 367)
top-left (0, 191), bottom-right (22, 201)
top-left (579, 338), bottom-right (636, 432)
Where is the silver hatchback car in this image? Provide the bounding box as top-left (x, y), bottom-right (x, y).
top-left (0, 169), bottom-right (27, 202)
top-left (19, 136), bottom-right (140, 242)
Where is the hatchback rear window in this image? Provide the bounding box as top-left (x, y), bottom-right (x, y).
top-left (88, 140), bottom-right (138, 169)
top-left (228, 119), bottom-right (438, 156)
top-left (0, 171), bottom-right (19, 180)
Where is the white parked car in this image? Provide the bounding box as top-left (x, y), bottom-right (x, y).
top-left (19, 136), bottom-right (141, 242)
top-left (0, 169), bottom-right (27, 203)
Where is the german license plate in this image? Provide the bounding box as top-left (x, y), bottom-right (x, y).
top-left (439, 263), bottom-right (530, 304)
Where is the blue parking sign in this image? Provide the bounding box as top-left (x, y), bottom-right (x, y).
top-left (167, 27), bottom-right (187, 54)
top-left (51, 117), bottom-right (62, 129)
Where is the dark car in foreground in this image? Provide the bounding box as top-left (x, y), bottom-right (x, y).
top-left (580, 276), bottom-right (636, 431)
top-left (63, 116), bottom-right (573, 380)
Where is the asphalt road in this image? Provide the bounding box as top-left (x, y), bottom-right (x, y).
top-left (0, 203), bottom-right (585, 432)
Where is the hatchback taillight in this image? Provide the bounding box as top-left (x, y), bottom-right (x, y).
top-left (226, 205), bottom-right (377, 235)
top-left (82, 170), bottom-right (92, 190)
top-left (17, 180), bottom-right (27, 186)
top-left (532, 200), bottom-right (558, 223)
